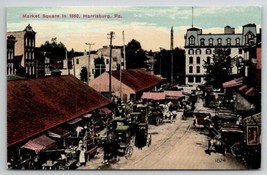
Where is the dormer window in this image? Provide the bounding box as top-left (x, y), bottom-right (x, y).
top-left (217, 38), bottom-right (222, 46)
top-left (245, 31), bottom-right (255, 45)
top-left (200, 38), bottom-right (205, 46)
top-left (236, 38), bottom-right (240, 46)
top-left (189, 35), bottom-right (195, 46)
top-left (209, 38), bottom-right (213, 46)
top-left (226, 38), bottom-right (231, 46)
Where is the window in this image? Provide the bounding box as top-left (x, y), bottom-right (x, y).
top-left (197, 57), bottom-right (200, 64)
top-left (226, 48), bottom-right (231, 54)
top-left (217, 38), bottom-right (222, 46)
top-left (200, 38), bottom-right (205, 46)
top-left (207, 57), bottom-right (211, 64)
top-left (106, 59), bottom-right (109, 64)
top-left (236, 38), bottom-right (240, 46)
top-left (245, 32), bottom-right (255, 44)
top-left (209, 38), bottom-right (213, 46)
top-left (188, 76), bottom-right (194, 83)
top-left (196, 66), bottom-right (200, 73)
top-left (189, 36), bottom-right (195, 46)
top-left (188, 49), bottom-right (194, 55)
top-left (196, 49), bottom-right (201, 55)
top-left (189, 57), bottom-right (193, 64)
top-left (239, 49), bottom-right (242, 54)
top-left (195, 77), bottom-right (201, 83)
top-left (226, 38), bottom-right (231, 46)
top-left (189, 66), bottom-right (193, 73)
top-left (76, 59), bottom-right (79, 64)
top-left (206, 49), bottom-right (211, 55)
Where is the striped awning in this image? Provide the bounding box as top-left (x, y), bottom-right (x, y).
top-left (21, 135), bottom-right (57, 154)
top-left (222, 77), bottom-right (243, 88)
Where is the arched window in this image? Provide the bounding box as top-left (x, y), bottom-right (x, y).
top-left (226, 38), bottom-right (231, 46)
top-left (189, 57), bottom-right (193, 64)
top-left (236, 38), bottom-right (240, 46)
top-left (209, 38), bottom-right (214, 46)
top-left (197, 57), bottom-right (201, 64)
top-left (207, 57), bottom-right (211, 64)
top-left (245, 31), bottom-right (255, 44)
top-left (189, 35), bottom-right (195, 46)
top-left (188, 49), bottom-right (194, 55)
top-left (217, 38), bottom-right (222, 46)
top-left (200, 38), bottom-right (205, 46)
top-left (206, 49), bottom-right (211, 55)
top-left (189, 66), bottom-right (193, 73)
top-left (196, 66), bottom-right (200, 73)
top-left (196, 49), bottom-right (201, 55)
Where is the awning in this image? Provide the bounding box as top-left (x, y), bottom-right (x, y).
top-left (67, 118), bottom-right (82, 125)
top-left (47, 127), bottom-right (71, 139)
top-left (141, 92), bottom-right (165, 100)
top-left (164, 90), bottom-right (184, 98)
top-left (99, 107), bottom-right (112, 115)
top-left (239, 85), bottom-right (249, 93)
top-left (245, 87), bottom-right (255, 96)
top-left (222, 77), bottom-right (243, 88)
top-left (21, 134), bottom-right (57, 154)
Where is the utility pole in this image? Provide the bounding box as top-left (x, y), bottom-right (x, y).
top-left (85, 43), bottom-right (95, 84)
top-left (107, 32), bottom-right (114, 99)
top-left (170, 27), bottom-right (174, 85)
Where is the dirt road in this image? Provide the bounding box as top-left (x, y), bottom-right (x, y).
top-left (80, 111), bottom-right (246, 170)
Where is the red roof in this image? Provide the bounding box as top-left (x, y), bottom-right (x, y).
top-left (7, 75), bottom-right (111, 147)
top-left (112, 69), bottom-right (163, 92)
top-left (141, 92), bottom-right (166, 100)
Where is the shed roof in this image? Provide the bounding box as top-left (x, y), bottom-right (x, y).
top-left (7, 75), bottom-right (111, 147)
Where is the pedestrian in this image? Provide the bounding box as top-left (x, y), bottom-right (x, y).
top-left (76, 125), bottom-right (83, 137)
top-left (79, 146), bottom-right (86, 166)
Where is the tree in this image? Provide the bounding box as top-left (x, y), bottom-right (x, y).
top-left (125, 39), bottom-right (148, 69)
top-left (80, 67), bottom-right (88, 83)
top-left (153, 48), bottom-right (185, 85)
top-left (94, 57), bottom-right (106, 78)
top-left (203, 49), bottom-right (235, 88)
top-left (40, 38), bottom-right (67, 63)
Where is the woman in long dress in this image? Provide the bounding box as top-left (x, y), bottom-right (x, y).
top-left (79, 146), bottom-right (86, 166)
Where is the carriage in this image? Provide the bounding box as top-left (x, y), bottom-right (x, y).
top-left (114, 125), bottom-right (133, 159)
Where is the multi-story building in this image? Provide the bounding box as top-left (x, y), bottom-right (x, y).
top-left (73, 47), bottom-right (123, 83)
top-left (7, 24), bottom-right (37, 78)
top-left (7, 35), bottom-right (16, 75)
top-left (184, 23), bottom-right (258, 86)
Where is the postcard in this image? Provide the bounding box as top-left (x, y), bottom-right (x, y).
top-left (6, 6), bottom-right (261, 170)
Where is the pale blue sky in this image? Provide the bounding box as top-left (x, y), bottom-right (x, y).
top-left (7, 6), bottom-right (261, 51)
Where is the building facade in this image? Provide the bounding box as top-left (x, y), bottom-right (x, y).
top-left (7, 24), bottom-right (37, 78)
top-left (184, 24), bottom-right (258, 86)
top-left (7, 35), bottom-right (16, 75)
top-left (73, 48), bottom-right (122, 83)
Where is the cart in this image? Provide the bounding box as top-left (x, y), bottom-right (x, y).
top-left (114, 125), bottom-right (133, 159)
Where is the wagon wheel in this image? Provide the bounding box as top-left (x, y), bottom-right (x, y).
top-left (125, 146), bottom-right (133, 159)
top-left (230, 142), bottom-right (241, 157)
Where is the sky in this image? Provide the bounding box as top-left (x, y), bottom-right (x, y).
top-left (7, 6), bottom-right (261, 52)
